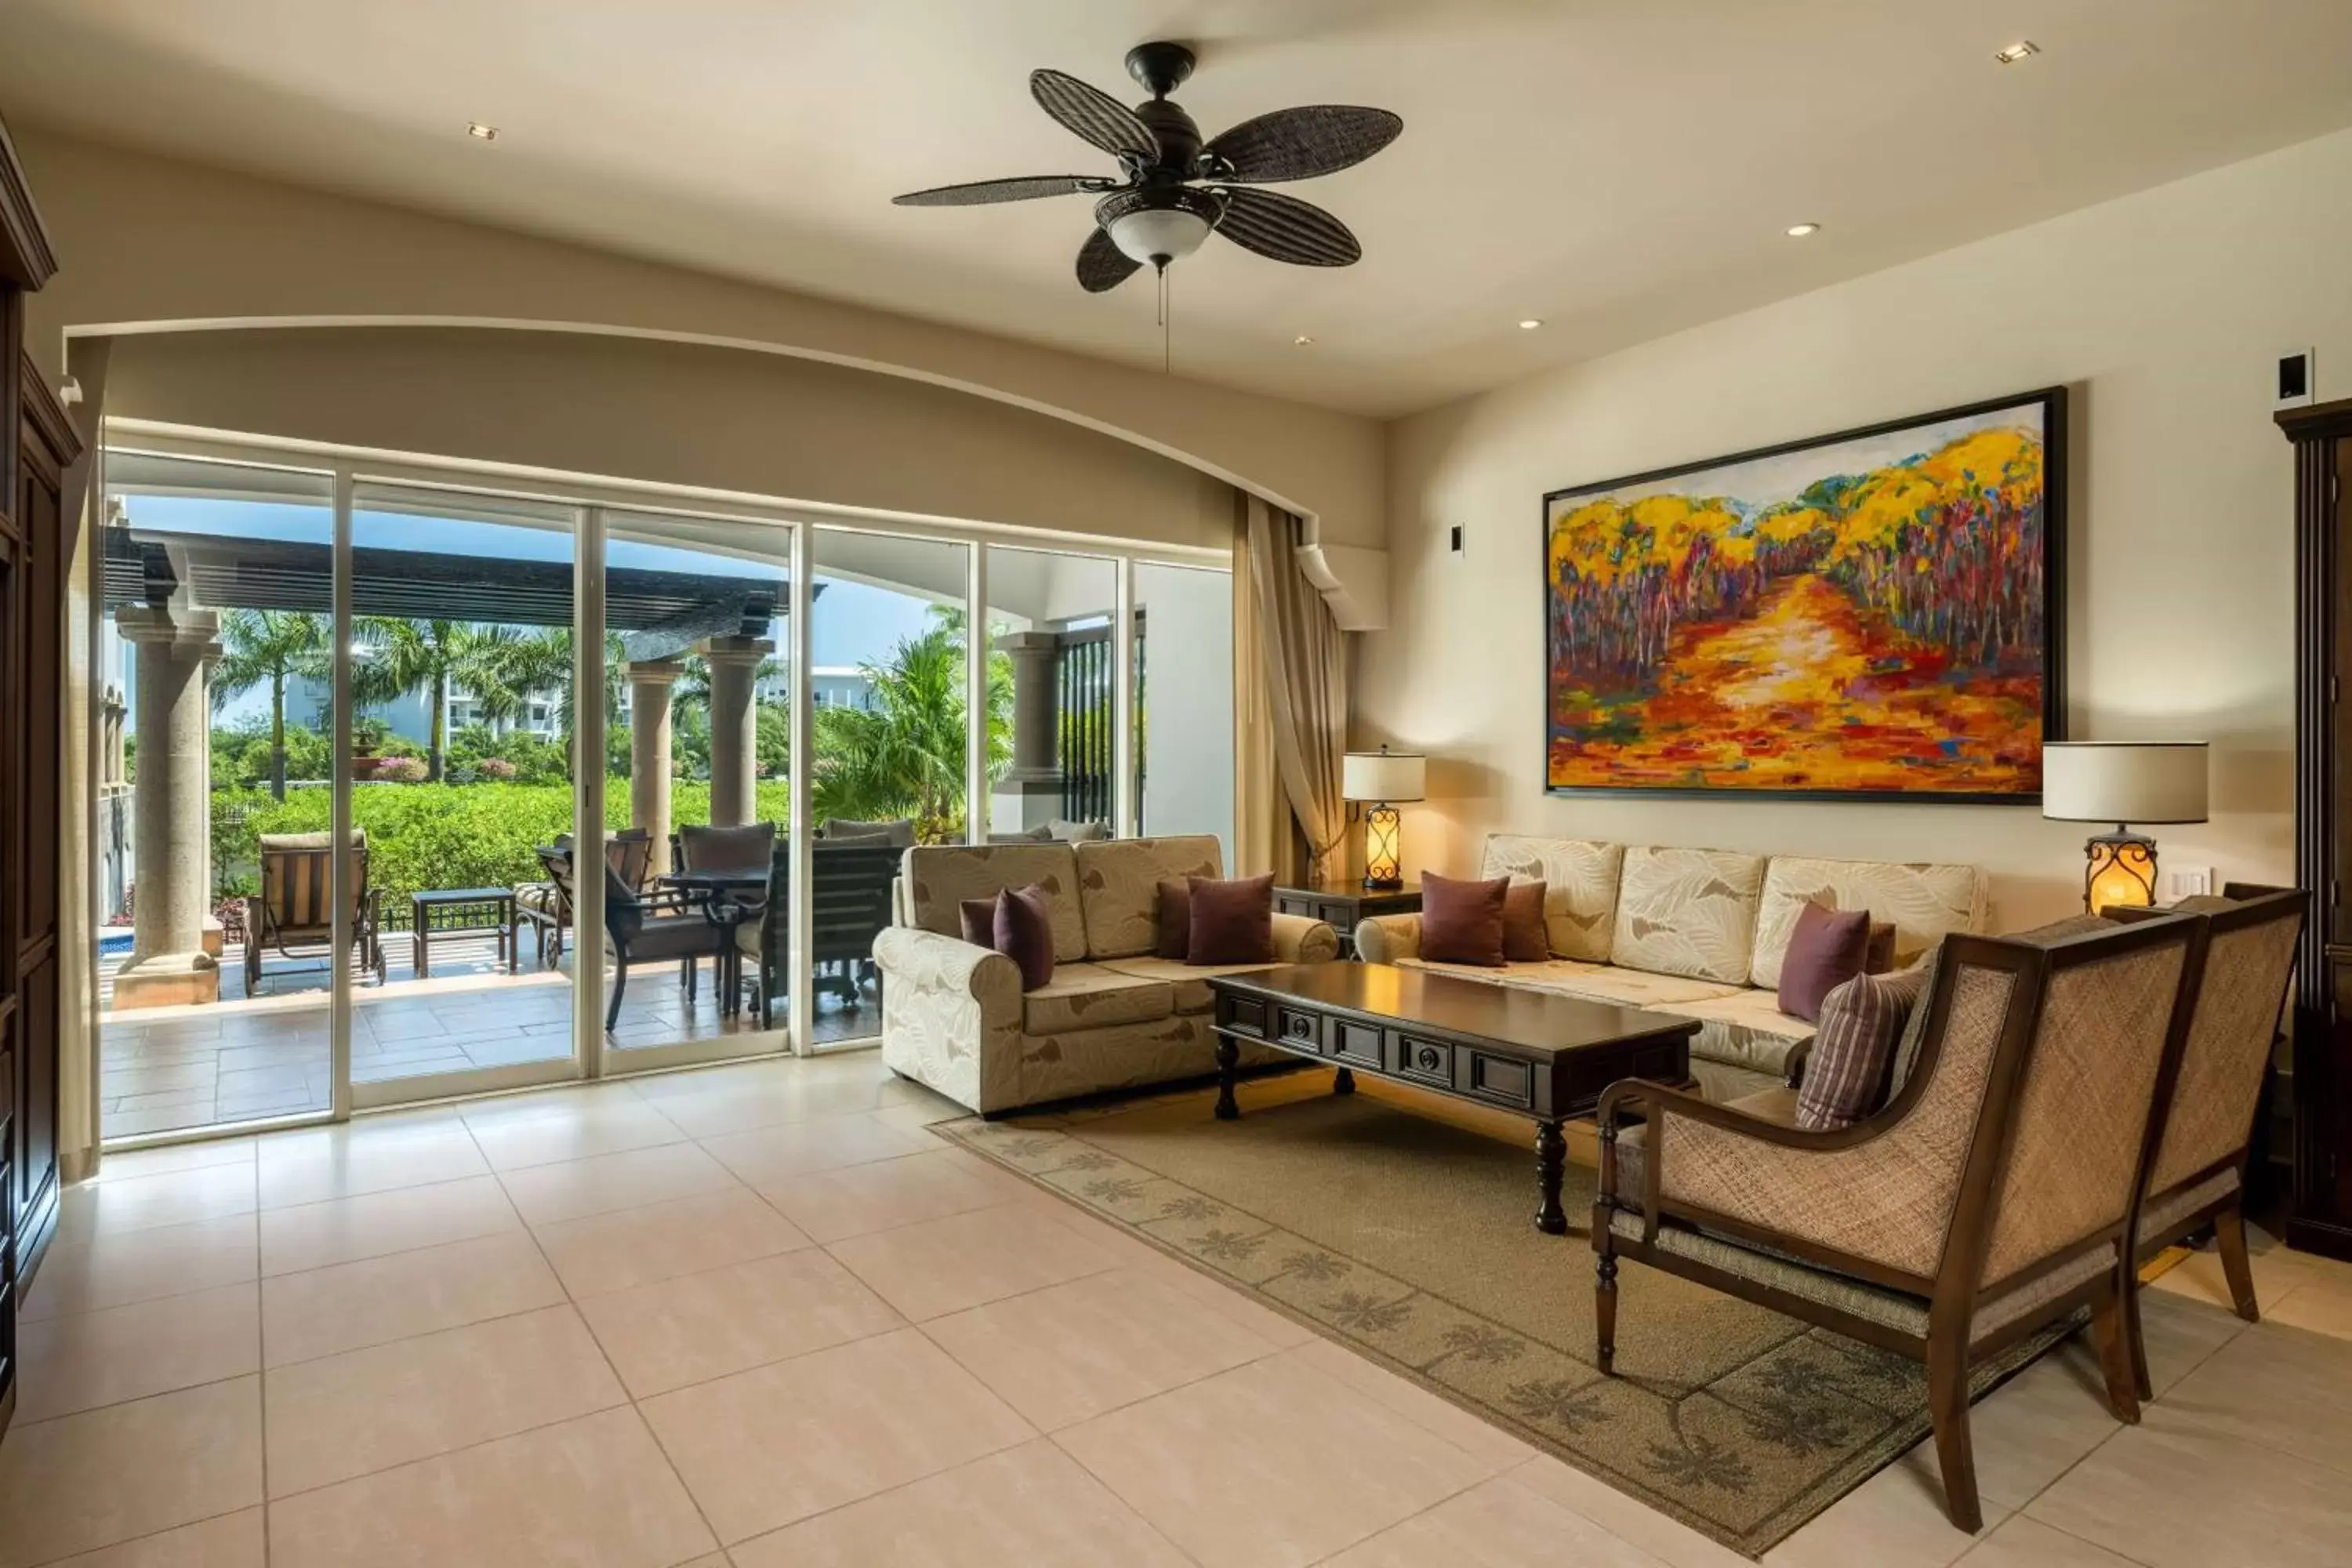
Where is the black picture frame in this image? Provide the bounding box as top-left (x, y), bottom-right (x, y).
top-left (1541, 385), bottom-right (2067, 804)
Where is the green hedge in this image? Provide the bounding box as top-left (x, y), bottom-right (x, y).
top-left (215, 779), bottom-right (792, 922)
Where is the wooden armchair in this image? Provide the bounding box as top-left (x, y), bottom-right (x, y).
top-left (1594, 916), bottom-right (2208, 1533)
top-left (246, 830), bottom-right (384, 989)
top-left (2110, 884), bottom-right (2305, 1397)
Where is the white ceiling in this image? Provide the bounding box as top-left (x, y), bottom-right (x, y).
top-left (5, 0), bottom-right (2351, 418)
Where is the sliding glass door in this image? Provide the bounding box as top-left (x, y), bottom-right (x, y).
top-left (94, 426), bottom-right (1231, 1143)
top-left (343, 482), bottom-right (583, 1108)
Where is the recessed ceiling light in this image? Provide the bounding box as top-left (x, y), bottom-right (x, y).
top-left (466, 122), bottom-right (499, 141)
top-left (1293, 334), bottom-right (1315, 347)
top-left (1786, 222), bottom-right (1821, 238)
top-left (1994, 41), bottom-right (2039, 64)
top-left (1518, 319), bottom-right (1543, 331)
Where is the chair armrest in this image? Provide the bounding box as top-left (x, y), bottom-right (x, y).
top-left (871, 926), bottom-right (1022, 1029)
top-left (1271, 913), bottom-right (1339, 964)
top-left (1353, 913), bottom-right (1421, 964)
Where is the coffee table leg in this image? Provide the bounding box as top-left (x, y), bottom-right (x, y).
top-left (1333, 1066), bottom-right (1356, 1095)
top-left (1214, 1035), bottom-right (1240, 1120)
top-left (1534, 1120), bottom-right (1568, 1235)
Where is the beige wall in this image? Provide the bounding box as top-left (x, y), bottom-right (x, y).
top-left (16, 129), bottom-right (1382, 543)
top-left (101, 326), bottom-right (1237, 550)
top-left (1361, 127), bottom-right (2352, 929)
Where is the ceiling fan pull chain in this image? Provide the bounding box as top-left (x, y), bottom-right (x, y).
top-left (1160, 267), bottom-right (1172, 375)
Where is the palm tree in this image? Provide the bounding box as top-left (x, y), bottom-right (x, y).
top-left (811, 612), bottom-right (1011, 839)
top-left (212, 608), bottom-right (328, 799)
top-left (494, 627), bottom-right (627, 768)
top-left (350, 619), bottom-right (528, 782)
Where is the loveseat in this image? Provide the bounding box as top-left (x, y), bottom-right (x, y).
top-left (872, 833), bottom-right (1341, 1113)
top-left (1354, 834), bottom-right (1987, 1102)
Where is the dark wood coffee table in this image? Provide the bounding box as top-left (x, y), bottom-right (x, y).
top-left (1207, 963), bottom-right (1699, 1235)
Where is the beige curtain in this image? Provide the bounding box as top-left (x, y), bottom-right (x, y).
top-left (1232, 495), bottom-right (1286, 878)
top-left (1242, 493), bottom-right (1349, 884)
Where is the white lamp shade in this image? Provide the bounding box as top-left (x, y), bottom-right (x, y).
top-left (1344, 750), bottom-right (1426, 803)
top-left (2041, 742), bottom-right (2208, 825)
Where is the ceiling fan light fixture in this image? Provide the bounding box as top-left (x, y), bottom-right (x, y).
top-left (1107, 206), bottom-right (1210, 267)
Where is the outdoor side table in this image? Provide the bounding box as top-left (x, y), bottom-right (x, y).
top-left (410, 887), bottom-right (518, 978)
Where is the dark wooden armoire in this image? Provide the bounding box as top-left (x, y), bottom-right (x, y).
top-left (1, 109), bottom-right (70, 1443)
top-left (2285, 395), bottom-right (2352, 1262)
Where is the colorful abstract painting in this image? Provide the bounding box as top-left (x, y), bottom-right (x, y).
top-left (1544, 390), bottom-right (2062, 800)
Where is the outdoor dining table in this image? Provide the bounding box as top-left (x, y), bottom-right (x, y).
top-left (655, 869), bottom-right (770, 1015)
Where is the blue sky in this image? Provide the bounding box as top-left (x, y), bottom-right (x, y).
top-left (121, 495), bottom-right (932, 671)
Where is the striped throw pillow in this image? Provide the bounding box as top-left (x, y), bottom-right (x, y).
top-left (1796, 960), bottom-right (1933, 1130)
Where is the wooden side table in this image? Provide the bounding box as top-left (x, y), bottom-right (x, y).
top-left (1274, 880), bottom-right (1421, 960)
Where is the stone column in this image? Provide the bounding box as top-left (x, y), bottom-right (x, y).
top-left (699, 636), bottom-right (775, 826)
top-left (626, 660), bottom-right (683, 874)
top-left (993, 630), bottom-right (1062, 833)
top-left (112, 604), bottom-right (223, 1009)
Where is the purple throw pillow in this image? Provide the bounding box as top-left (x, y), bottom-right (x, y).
top-left (1501, 879), bottom-right (1550, 962)
top-left (959, 898), bottom-right (996, 948)
top-left (992, 884), bottom-right (1057, 991)
top-left (1778, 901), bottom-right (1871, 1022)
top-left (1186, 874), bottom-right (1276, 965)
top-left (1421, 872), bottom-right (1509, 967)
top-left (1156, 879), bottom-right (1192, 960)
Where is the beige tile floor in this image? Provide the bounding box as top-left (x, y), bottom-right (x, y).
top-left (5, 1051), bottom-right (2352, 1566)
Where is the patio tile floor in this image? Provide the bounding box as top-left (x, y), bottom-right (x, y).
top-left (100, 934), bottom-right (877, 1141)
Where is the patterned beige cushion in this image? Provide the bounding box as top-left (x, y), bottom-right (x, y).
top-left (514, 882), bottom-right (561, 916)
top-left (1073, 835), bottom-right (1225, 959)
top-left (1018, 963), bottom-right (1175, 1035)
top-left (1478, 835), bottom-right (1624, 961)
top-left (1749, 856), bottom-right (1986, 991)
top-left (1095, 955), bottom-right (1282, 1014)
top-left (1673, 989), bottom-right (1817, 1076)
top-left (1612, 845), bottom-right (1768, 985)
top-left (1608, 1210), bottom-right (2111, 1342)
top-left (902, 843), bottom-right (1087, 964)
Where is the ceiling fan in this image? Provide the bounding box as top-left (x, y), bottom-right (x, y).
top-left (892, 41), bottom-right (1402, 293)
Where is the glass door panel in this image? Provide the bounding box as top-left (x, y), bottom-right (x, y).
top-left (1134, 562), bottom-right (1234, 852)
top-left (346, 482), bottom-right (580, 1103)
top-left (97, 452), bottom-right (337, 1140)
top-left (984, 546), bottom-right (1117, 839)
top-left (808, 528), bottom-right (970, 1047)
top-left (597, 509), bottom-right (793, 1063)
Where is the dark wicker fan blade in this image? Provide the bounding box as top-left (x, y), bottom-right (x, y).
top-left (1203, 105), bottom-right (1402, 183)
top-left (1030, 68), bottom-right (1159, 160)
top-left (892, 175), bottom-right (1100, 207)
top-left (1214, 187), bottom-right (1361, 266)
top-left (1076, 227), bottom-right (1142, 292)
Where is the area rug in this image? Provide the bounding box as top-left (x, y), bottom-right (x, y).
top-left (942, 1070), bottom-right (2078, 1558)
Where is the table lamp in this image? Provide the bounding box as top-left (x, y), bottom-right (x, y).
top-left (1342, 745), bottom-right (1425, 891)
top-left (2040, 741), bottom-right (2209, 913)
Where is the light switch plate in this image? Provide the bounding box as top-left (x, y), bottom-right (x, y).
top-left (2165, 866), bottom-right (2214, 900)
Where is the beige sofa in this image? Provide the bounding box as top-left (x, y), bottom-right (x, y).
top-left (873, 834), bottom-right (1341, 1114)
top-left (1355, 834), bottom-right (1986, 1102)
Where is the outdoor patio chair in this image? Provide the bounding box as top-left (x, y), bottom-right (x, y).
top-left (673, 821), bottom-right (777, 875)
top-left (516, 829), bottom-right (651, 964)
top-left (1594, 914), bottom-right (2208, 1533)
top-left (2107, 884), bottom-right (2305, 1398)
top-left (541, 847), bottom-right (727, 1027)
top-left (245, 829), bottom-right (386, 989)
top-left (729, 840), bottom-right (900, 1029)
